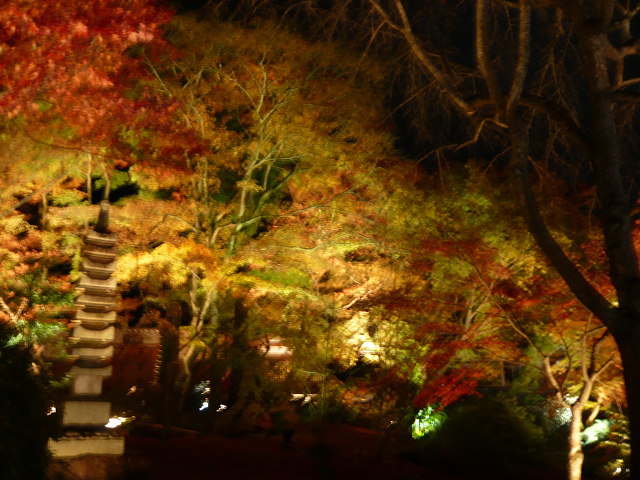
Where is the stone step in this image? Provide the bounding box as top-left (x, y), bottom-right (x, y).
top-left (74, 311), bottom-right (117, 330)
top-left (61, 400), bottom-right (112, 427)
top-left (72, 345), bottom-right (114, 361)
top-left (48, 434), bottom-right (124, 458)
top-left (77, 274), bottom-right (117, 296)
top-left (85, 230), bottom-right (118, 248)
top-left (82, 258), bottom-right (117, 280)
top-left (69, 326), bottom-right (115, 347)
top-left (83, 243), bottom-right (118, 264)
top-left (76, 294), bottom-right (116, 312)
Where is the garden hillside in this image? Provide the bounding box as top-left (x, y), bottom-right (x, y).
top-left (0, 4), bottom-right (633, 480)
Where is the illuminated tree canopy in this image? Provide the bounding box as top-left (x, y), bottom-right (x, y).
top-left (0, 1), bottom-right (637, 479)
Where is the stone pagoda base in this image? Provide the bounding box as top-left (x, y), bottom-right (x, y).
top-left (46, 451), bottom-right (136, 480)
top-left (48, 433), bottom-right (124, 458)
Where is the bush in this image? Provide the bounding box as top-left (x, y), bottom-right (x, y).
top-left (50, 189), bottom-right (86, 207)
top-left (0, 322), bottom-right (59, 480)
top-left (406, 395), bottom-right (549, 476)
top-left (0, 214), bottom-right (34, 235)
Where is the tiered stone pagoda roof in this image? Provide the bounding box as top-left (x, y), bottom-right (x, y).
top-left (77, 274), bottom-right (117, 296)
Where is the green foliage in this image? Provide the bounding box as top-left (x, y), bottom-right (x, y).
top-left (211, 168), bottom-right (241, 204)
top-left (50, 189), bottom-right (86, 207)
top-left (20, 270), bottom-right (76, 308)
top-left (0, 322), bottom-right (58, 480)
top-left (57, 125), bottom-right (75, 140)
top-left (33, 100), bottom-right (53, 112)
top-left (120, 126), bottom-right (144, 148)
top-left (246, 268), bottom-right (311, 289)
top-left (411, 405), bottom-right (447, 439)
top-left (7, 319), bottom-right (67, 350)
top-left (58, 232), bottom-right (83, 280)
top-left (138, 187), bottom-right (174, 201)
top-left (582, 419), bottom-right (614, 446)
top-left (94, 170), bottom-right (131, 191)
top-left (18, 323), bottom-right (69, 364)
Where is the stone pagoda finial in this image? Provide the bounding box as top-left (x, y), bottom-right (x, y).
top-left (95, 200), bottom-right (110, 234)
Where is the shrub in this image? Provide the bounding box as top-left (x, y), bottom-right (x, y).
top-left (50, 189), bottom-right (86, 207)
top-left (0, 214), bottom-right (34, 235)
top-left (406, 395), bottom-right (549, 476)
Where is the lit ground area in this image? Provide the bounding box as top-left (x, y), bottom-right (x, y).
top-left (122, 423), bottom-right (570, 480)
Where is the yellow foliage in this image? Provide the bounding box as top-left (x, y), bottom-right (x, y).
top-left (0, 214), bottom-right (34, 235)
top-left (116, 243), bottom-right (190, 288)
top-left (330, 311), bottom-right (372, 368)
top-left (110, 198), bottom-right (193, 239)
top-left (48, 205), bottom-right (96, 231)
top-left (40, 231), bottom-right (59, 252)
top-left (0, 247), bottom-right (20, 269)
top-left (129, 165), bottom-right (191, 192)
top-left (180, 239), bottom-right (221, 278)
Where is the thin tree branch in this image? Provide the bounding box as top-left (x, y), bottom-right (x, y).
top-left (368, 0), bottom-right (473, 113)
top-left (480, 346), bottom-right (543, 372)
top-left (613, 91), bottom-right (640, 102)
top-left (149, 213), bottom-right (200, 235)
top-left (592, 355), bottom-right (616, 381)
top-left (581, 313), bottom-right (593, 382)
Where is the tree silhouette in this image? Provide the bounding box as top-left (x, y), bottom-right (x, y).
top-left (351, 2), bottom-right (640, 478)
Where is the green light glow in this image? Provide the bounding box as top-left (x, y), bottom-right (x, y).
top-left (411, 405), bottom-right (447, 439)
top-left (581, 419), bottom-right (613, 446)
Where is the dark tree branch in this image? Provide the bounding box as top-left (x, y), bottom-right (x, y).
top-left (613, 91), bottom-right (640, 102)
top-left (506, 0), bottom-right (532, 116)
top-left (368, 0), bottom-right (473, 113)
top-left (465, 93), bottom-right (593, 156)
top-left (477, 0), bottom-right (506, 115)
top-left (512, 138), bottom-right (616, 327)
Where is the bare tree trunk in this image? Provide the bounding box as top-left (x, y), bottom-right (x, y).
top-left (227, 298), bottom-right (248, 409)
top-left (178, 344), bottom-right (197, 412)
top-left (178, 273), bottom-right (202, 411)
top-left (586, 397), bottom-right (602, 427)
top-left (39, 191), bottom-right (47, 229)
top-left (86, 155), bottom-right (92, 204)
top-left (615, 327), bottom-right (640, 478)
top-left (568, 403), bottom-right (586, 480)
top-left (178, 273), bottom-right (219, 411)
top-left (576, 24), bottom-right (640, 479)
top-left (102, 165), bottom-right (111, 201)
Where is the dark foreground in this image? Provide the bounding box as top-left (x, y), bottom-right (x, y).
top-left (119, 423), bottom-right (568, 480)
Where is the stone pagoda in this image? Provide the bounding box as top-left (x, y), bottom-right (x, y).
top-left (49, 201), bottom-right (124, 458)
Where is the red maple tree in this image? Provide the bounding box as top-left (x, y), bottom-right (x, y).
top-left (0, 1), bottom-right (189, 160)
